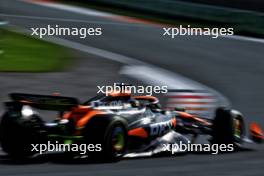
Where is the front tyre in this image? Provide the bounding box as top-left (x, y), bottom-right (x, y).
top-left (83, 115), bottom-right (128, 162)
top-left (211, 108), bottom-right (245, 148)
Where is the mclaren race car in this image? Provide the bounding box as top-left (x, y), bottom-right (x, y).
top-left (0, 92), bottom-right (263, 161)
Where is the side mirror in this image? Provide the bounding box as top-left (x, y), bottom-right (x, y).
top-left (250, 122), bottom-right (263, 143)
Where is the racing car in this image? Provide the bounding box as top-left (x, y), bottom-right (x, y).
top-left (0, 91), bottom-right (263, 161)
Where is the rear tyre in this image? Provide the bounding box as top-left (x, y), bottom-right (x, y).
top-left (83, 115), bottom-right (128, 162)
top-left (0, 112), bottom-right (44, 158)
top-left (211, 108), bottom-right (245, 149)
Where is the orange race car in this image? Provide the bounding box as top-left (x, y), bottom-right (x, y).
top-left (0, 92), bottom-right (263, 161)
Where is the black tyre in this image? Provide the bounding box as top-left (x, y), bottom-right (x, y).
top-left (83, 114), bottom-right (128, 162)
top-left (212, 108), bottom-right (245, 147)
top-left (0, 112), bottom-right (44, 158)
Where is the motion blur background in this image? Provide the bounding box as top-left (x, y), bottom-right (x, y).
top-left (0, 0), bottom-right (264, 176)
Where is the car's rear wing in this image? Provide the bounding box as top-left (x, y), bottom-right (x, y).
top-left (5, 93), bottom-right (80, 111)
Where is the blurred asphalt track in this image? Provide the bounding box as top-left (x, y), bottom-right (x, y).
top-left (0, 0), bottom-right (264, 175)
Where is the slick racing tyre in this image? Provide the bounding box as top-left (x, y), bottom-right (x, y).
top-left (212, 108), bottom-right (245, 148)
top-left (0, 112), bottom-right (44, 158)
top-left (83, 114), bottom-right (128, 162)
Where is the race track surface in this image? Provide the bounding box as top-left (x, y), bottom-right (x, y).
top-left (0, 0), bottom-right (264, 175)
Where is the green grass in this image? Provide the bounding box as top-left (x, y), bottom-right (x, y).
top-left (0, 29), bottom-right (72, 72)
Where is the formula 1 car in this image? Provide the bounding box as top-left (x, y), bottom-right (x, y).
top-left (0, 92), bottom-right (263, 161)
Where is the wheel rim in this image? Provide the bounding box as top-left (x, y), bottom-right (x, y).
top-left (111, 126), bottom-right (125, 153)
top-left (233, 118), bottom-right (243, 141)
